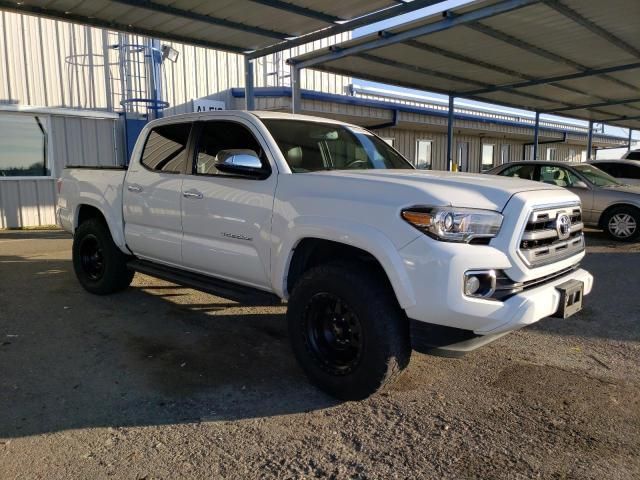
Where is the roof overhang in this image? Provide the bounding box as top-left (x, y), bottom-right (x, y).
top-left (289, 0), bottom-right (640, 130)
top-left (0, 0), bottom-right (446, 57)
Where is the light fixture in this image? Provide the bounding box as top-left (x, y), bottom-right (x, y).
top-left (161, 45), bottom-right (179, 63)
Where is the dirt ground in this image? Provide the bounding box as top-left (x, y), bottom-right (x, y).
top-left (0, 229), bottom-right (638, 479)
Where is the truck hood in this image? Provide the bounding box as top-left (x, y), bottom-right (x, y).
top-left (309, 169), bottom-right (561, 211)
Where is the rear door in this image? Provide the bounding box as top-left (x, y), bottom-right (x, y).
top-left (180, 118), bottom-right (277, 289)
top-left (123, 122), bottom-right (193, 266)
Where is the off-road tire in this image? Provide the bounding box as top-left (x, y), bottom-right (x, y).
top-left (72, 218), bottom-right (134, 294)
top-left (287, 261), bottom-right (411, 400)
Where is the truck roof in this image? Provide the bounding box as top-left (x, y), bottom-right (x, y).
top-left (145, 110), bottom-right (354, 129)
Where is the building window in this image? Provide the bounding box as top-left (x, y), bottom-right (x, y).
top-left (500, 144), bottom-right (510, 164)
top-left (568, 149), bottom-right (576, 161)
top-left (546, 147), bottom-right (557, 161)
top-left (481, 144), bottom-right (495, 171)
top-left (381, 137), bottom-right (395, 147)
top-left (415, 140), bottom-right (432, 169)
top-left (0, 114), bottom-right (48, 177)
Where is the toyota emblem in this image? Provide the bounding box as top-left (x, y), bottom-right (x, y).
top-left (556, 213), bottom-right (571, 240)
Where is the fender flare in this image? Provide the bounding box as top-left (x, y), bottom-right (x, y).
top-left (74, 199), bottom-right (128, 254)
top-left (272, 216), bottom-right (418, 309)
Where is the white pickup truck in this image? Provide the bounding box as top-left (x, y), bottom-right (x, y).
top-left (57, 111), bottom-right (593, 399)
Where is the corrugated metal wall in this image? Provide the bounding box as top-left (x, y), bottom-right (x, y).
top-left (0, 11), bottom-right (350, 112)
top-left (0, 113), bottom-right (121, 228)
top-left (0, 179), bottom-right (57, 228)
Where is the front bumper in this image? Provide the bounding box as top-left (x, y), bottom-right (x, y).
top-left (398, 235), bottom-right (593, 351)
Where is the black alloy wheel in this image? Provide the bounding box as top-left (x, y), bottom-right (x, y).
top-left (304, 293), bottom-right (364, 376)
top-left (78, 233), bottom-right (105, 281)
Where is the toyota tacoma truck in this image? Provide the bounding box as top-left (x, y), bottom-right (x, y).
top-left (57, 111), bottom-right (593, 400)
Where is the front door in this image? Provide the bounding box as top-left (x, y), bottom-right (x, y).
top-left (180, 119), bottom-right (277, 289)
top-left (123, 122), bottom-right (192, 266)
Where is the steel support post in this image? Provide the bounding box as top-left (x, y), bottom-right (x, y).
top-left (629, 129), bottom-right (633, 152)
top-left (447, 95), bottom-right (454, 171)
top-left (533, 111), bottom-right (540, 160)
top-left (291, 64), bottom-right (302, 114)
top-left (587, 120), bottom-right (594, 160)
top-left (244, 57), bottom-right (255, 111)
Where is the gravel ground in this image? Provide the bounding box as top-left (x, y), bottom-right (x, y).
top-left (0, 229), bottom-right (638, 479)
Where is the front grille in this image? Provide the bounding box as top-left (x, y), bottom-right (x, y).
top-left (518, 204), bottom-right (585, 267)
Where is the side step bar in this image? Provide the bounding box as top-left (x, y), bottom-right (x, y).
top-left (127, 259), bottom-right (282, 306)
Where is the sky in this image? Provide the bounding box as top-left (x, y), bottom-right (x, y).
top-left (349, 0), bottom-right (637, 158)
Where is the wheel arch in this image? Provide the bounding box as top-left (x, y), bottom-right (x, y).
top-left (74, 202), bottom-right (129, 253)
top-left (598, 202), bottom-right (640, 228)
top-left (274, 220), bottom-right (417, 309)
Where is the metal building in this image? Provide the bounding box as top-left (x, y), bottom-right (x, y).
top-left (0, 10), bottom-right (350, 228)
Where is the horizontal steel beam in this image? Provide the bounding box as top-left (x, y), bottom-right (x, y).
top-left (543, 97), bottom-right (640, 114)
top-left (288, 0), bottom-right (539, 69)
top-left (542, 0), bottom-right (640, 59)
top-left (247, 0), bottom-right (339, 23)
top-left (464, 62), bottom-right (640, 96)
top-left (598, 114), bottom-right (640, 123)
top-left (111, 0), bottom-right (289, 40)
top-left (403, 38), bottom-right (620, 109)
top-left (0, 0), bottom-right (248, 54)
top-left (248, 0), bottom-right (444, 59)
top-left (354, 52), bottom-right (582, 109)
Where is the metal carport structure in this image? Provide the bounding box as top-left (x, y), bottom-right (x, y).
top-left (0, 0), bottom-right (445, 109)
top-left (288, 0), bottom-right (640, 167)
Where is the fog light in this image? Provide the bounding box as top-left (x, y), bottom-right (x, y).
top-left (464, 275), bottom-right (481, 296)
top-left (463, 270), bottom-right (497, 298)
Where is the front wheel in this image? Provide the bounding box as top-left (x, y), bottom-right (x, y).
top-left (287, 262), bottom-right (410, 400)
top-left (72, 218), bottom-right (134, 294)
top-left (603, 206), bottom-right (639, 242)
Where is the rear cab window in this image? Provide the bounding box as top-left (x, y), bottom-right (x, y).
top-left (141, 123), bottom-right (192, 173)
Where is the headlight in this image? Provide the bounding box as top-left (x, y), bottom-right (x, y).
top-left (401, 206), bottom-right (503, 243)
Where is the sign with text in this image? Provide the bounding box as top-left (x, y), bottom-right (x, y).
top-left (193, 99), bottom-right (225, 112)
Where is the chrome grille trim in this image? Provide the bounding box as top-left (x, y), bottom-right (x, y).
top-left (518, 203), bottom-right (585, 268)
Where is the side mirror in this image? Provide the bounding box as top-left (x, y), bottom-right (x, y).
top-left (572, 180), bottom-right (589, 189)
top-left (214, 149), bottom-right (269, 178)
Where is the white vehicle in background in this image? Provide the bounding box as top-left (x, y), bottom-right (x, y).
top-left (622, 149), bottom-right (640, 161)
top-left (57, 111), bottom-right (593, 400)
top-left (589, 159), bottom-right (640, 186)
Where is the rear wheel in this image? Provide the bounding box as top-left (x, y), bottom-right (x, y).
top-left (603, 206), bottom-right (639, 242)
top-left (72, 218), bottom-right (134, 294)
top-left (287, 262), bottom-right (410, 400)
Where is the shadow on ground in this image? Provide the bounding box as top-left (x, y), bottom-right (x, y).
top-left (0, 230), bottom-right (638, 439)
top-left (0, 249), bottom-right (336, 439)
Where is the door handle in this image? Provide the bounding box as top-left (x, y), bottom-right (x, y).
top-left (183, 190), bottom-right (203, 199)
top-left (127, 184), bottom-right (143, 193)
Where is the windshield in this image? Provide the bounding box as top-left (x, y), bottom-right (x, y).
top-left (262, 119), bottom-right (413, 172)
top-left (573, 164), bottom-right (622, 187)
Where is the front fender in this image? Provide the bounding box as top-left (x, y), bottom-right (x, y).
top-left (272, 216), bottom-right (418, 309)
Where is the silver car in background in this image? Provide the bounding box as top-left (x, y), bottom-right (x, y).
top-left (487, 161), bottom-right (640, 242)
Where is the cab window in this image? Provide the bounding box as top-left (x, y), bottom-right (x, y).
top-left (193, 121), bottom-right (267, 176)
top-left (141, 123), bottom-right (191, 173)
